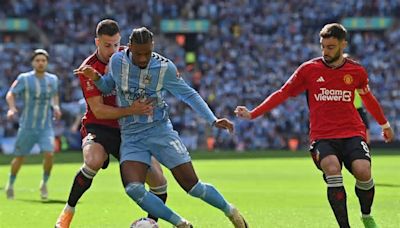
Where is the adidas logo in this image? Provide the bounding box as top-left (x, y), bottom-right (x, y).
top-left (316, 76), bottom-right (325, 82)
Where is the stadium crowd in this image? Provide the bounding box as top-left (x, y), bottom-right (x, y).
top-left (0, 0), bottom-right (399, 151)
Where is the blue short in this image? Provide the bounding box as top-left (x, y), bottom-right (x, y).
top-left (14, 128), bottom-right (55, 156)
top-left (120, 120), bottom-right (191, 169)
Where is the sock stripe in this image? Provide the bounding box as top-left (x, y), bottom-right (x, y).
top-left (356, 178), bottom-right (374, 190)
top-left (326, 175), bottom-right (343, 187)
top-left (80, 164), bottom-right (97, 179)
top-left (150, 184), bottom-right (168, 195)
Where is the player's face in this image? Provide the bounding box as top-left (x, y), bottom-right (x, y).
top-left (32, 54), bottom-right (48, 73)
top-left (95, 33), bottom-right (121, 63)
top-left (320, 37), bottom-right (346, 64)
top-left (129, 41), bottom-right (153, 69)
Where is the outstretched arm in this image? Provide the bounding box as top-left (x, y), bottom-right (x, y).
top-left (358, 87), bottom-right (394, 142)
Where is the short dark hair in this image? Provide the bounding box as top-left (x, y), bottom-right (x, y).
top-left (96, 19), bottom-right (120, 37)
top-left (319, 23), bottom-right (347, 41)
top-left (31, 49), bottom-right (49, 61)
top-left (129, 27), bottom-right (153, 44)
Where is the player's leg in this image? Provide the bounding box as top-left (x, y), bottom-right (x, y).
top-left (345, 137), bottom-right (377, 228)
top-left (145, 157), bottom-right (168, 221)
top-left (6, 129), bottom-right (35, 199)
top-left (40, 152), bottom-right (54, 199)
top-left (120, 131), bottom-right (190, 227)
top-left (150, 122), bottom-right (247, 227)
top-left (313, 140), bottom-right (350, 228)
top-left (56, 127), bottom-right (110, 228)
top-left (38, 128), bottom-right (56, 199)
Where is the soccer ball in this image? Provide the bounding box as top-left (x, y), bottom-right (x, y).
top-left (130, 218), bottom-right (159, 228)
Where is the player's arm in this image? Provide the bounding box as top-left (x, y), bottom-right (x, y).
top-left (52, 94), bottom-right (62, 120)
top-left (235, 67), bottom-right (306, 120)
top-left (74, 66), bottom-right (115, 94)
top-left (87, 96), bottom-right (153, 119)
top-left (6, 76), bottom-right (24, 120)
top-left (163, 62), bottom-right (233, 133)
top-left (357, 86), bottom-right (394, 142)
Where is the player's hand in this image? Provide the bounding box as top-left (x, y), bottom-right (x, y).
top-left (214, 118), bottom-right (234, 134)
top-left (382, 127), bottom-right (394, 143)
top-left (6, 108), bottom-right (18, 120)
top-left (129, 98), bottom-right (154, 116)
top-left (74, 65), bottom-right (100, 81)
top-left (53, 107), bottom-right (62, 120)
top-left (234, 106), bottom-right (251, 119)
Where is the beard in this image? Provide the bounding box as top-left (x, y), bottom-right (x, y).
top-left (323, 49), bottom-right (341, 64)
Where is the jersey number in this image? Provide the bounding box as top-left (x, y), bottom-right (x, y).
top-left (169, 140), bottom-right (187, 154)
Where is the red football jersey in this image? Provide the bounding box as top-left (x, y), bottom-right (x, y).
top-left (281, 57), bottom-right (368, 141)
top-left (78, 51), bottom-right (119, 129)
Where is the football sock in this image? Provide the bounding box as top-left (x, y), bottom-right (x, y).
top-left (43, 172), bottom-right (50, 184)
top-left (326, 175), bottom-right (350, 228)
top-left (8, 174), bottom-right (16, 187)
top-left (126, 182), bottom-right (182, 225)
top-left (148, 184), bottom-right (168, 221)
top-left (67, 164), bottom-right (97, 207)
top-left (188, 181), bottom-right (233, 216)
top-left (355, 178), bottom-right (375, 215)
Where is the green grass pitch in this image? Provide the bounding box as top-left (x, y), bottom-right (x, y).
top-left (0, 150), bottom-right (399, 227)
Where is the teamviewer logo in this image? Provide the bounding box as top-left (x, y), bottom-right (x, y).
top-left (314, 88), bottom-right (352, 102)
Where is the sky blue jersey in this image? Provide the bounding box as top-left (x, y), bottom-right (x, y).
top-left (10, 70), bottom-right (59, 129)
top-left (95, 49), bottom-right (217, 133)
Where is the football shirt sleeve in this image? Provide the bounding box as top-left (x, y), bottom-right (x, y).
top-left (250, 66), bottom-right (306, 119)
top-left (163, 61), bottom-right (217, 125)
top-left (9, 74), bottom-right (25, 95)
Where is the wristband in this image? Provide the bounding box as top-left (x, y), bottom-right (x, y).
top-left (380, 122), bottom-right (390, 129)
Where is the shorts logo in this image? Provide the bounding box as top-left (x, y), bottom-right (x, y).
top-left (87, 133), bottom-right (96, 141)
top-left (343, 74), bottom-right (353, 85)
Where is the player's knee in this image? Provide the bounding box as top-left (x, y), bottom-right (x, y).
top-left (80, 163), bottom-right (98, 179)
top-left (125, 182), bottom-right (147, 204)
top-left (149, 183), bottom-right (168, 196)
top-left (322, 165), bottom-right (341, 176)
top-left (188, 181), bottom-right (212, 199)
top-left (84, 157), bottom-right (104, 171)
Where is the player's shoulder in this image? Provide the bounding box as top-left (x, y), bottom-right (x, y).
top-left (45, 72), bottom-right (59, 80)
top-left (151, 52), bottom-right (171, 64)
top-left (344, 57), bottom-right (366, 70)
top-left (80, 52), bottom-right (101, 68)
top-left (18, 71), bottom-right (34, 79)
top-left (295, 57), bottom-right (323, 72)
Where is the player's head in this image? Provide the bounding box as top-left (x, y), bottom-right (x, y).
top-left (95, 19), bottom-right (121, 62)
top-left (128, 27), bottom-right (154, 69)
top-left (31, 49), bottom-right (49, 73)
top-left (319, 23), bottom-right (347, 64)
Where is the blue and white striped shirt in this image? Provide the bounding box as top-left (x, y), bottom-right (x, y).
top-left (10, 70), bottom-right (59, 129)
top-left (95, 49), bottom-right (217, 134)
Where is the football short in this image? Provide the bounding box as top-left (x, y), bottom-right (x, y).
top-left (309, 136), bottom-right (371, 173)
top-left (81, 124), bottom-right (121, 169)
top-left (14, 128), bottom-right (55, 156)
top-left (120, 119), bottom-right (191, 169)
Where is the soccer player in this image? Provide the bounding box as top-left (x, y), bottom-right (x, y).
top-left (77, 27), bottom-right (248, 228)
top-left (235, 23), bottom-right (394, 228)
top-left (55, 20), bottom-right (168, 228)
top-left (5, 49), bottom-right (62, 200)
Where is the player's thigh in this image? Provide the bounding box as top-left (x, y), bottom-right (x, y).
top-left (38, 128), bottom-right (55, 153)
top-left (120, 160), bottom-right (149, 187)
top-left (310, 139), bottom-right (343, 174)
top-left (14, 128), bottom-right (38, 155)
top-left (343, 136), bottom-right (371, 178)
top-left (147, 122), bottom-right (191, 169)
top-left (82, 142), bottom-right (108, 170)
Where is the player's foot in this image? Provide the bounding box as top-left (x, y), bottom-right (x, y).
top-left (5, 184), bottom-right (14, 200)
top-left (228, 205), bottom-right (248, 228)
top-left (361, 215), bottom-right (379, 228)
top-left (55, 209), bottom-right (74, 228)
top-left (39, 181), bottom-right (48, 200)
top-left (175, 219), bottom-right (193, 228)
